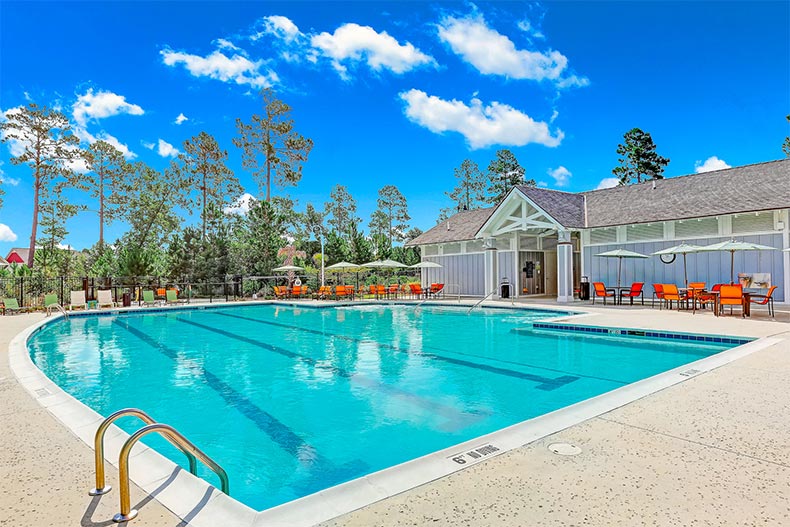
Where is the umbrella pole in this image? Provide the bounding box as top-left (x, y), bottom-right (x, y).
top-left (617, 257), bottom-right (622, 288)
top-left (683, 253), bottom-right (688, 288)
top-left (731, 250), bottom-right (735, 284)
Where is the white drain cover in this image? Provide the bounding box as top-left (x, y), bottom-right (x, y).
top-left (548, 442), bottom-right (582, 456)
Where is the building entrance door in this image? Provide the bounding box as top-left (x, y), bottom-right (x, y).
top-left (545, 251), bottom-right (558, 296)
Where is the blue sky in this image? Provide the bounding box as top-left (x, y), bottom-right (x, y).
top-left (1, 1), bottom-right (788, 255)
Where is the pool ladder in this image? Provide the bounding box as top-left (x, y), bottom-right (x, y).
top-left (467, 290), bottom-right (497, 314)
top-left (89, 408), bottom-right (229, 523)
top-left (46, 303), bottom-right (68, 318)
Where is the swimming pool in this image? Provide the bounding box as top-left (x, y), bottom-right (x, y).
top-left (27, 303), bottom-right (736, 511)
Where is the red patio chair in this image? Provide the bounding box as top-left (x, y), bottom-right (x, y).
top-left (749, 285), bottom-right (777, 317)
top-left (591, 282), bottom-right (616, 305)
top-left (619, 282), bottom-right (644, 305)
top-left (651, 284), bottom-right (664, 309)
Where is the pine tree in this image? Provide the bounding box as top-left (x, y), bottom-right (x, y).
top-left (612, 128), bottom-right (670, 185)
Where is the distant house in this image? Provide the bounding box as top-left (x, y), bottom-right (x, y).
top-left (0, 255), bottom-right (9, 268)
top-left (407, 159), bottom-right (790, 303)
top-left (5, 248), bottom-right (30, 266)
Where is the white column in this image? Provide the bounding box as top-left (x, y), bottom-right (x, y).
top-left (484, 238), bottom-right (498, 298)
top-left (557, 230), bottom-right (574, 303)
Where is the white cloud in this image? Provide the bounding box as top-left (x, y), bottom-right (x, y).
top-left (547, 166), bottom-right (571, 187)
top-left (56, 242), bottom-right (74, 250)
top-left (695, 156), bottom-right (731, 173)
top-left (157, 139), bottom-right (180, 158)
top-left (72, 89), bottom-right (144, 127)
top-left (0, 223), bottom-right (17, 242)
top-left (399, 89), bottom-right (563, 149)
top-left (256, 15), bottom-right (301, 42)
top-left (161, 47), bottom-right (278, 89)
top-left (517, 19), bottom-right (545, 39)
top-left (214, 38), bottom-right (242, 52)
top-left (224, 192), bottom-right (256, 215)
top-left (73, 126), bottom-right (135, 160)
top-left (1, 106), bottom-right (29, 157)
top-left (0, 162), bottom-right (19, 186)
top-left (174, 113), bottom-right (189, 125)
top-left (596, 177), bottom-right (620, 190)
top-left (311, 23), bottom-right (435, 77)
top-left (142, 141), bottom-right (155, 150)
top-left (438, 14), bottom-right (587, 88)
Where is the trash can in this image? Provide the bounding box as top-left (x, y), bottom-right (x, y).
top-left (122, 292), bottom-right (131, 307)
top-left (579, 276), bottom-right (590, 301)
top-left (500, 277), bottom-right (510, 299)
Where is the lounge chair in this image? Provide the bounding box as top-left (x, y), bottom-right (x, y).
top-left (591, 282), bottom-right (616, 305)
top-left (345, 285), bottom-right (355, 300)
top-left (290, 285), bottom-right (308, 299)
top-left (376, 284), bottom-right (387, 299)
top-left (662, 284), bottom-right (688, 310)
top-left (44, 293), bottom-right (59, 308)
top-left (651, 284), bottom-right (664, 309)
top-left (97, 290), bottom-right (116, 308)
top-left (142, 290), bottom-right (157, 307)
top-left (619, 282), bottom-right (644, 305)
top-left (166, 289), bottom-right (187, 305)
top-left (2, 297), bottom-right (30, 315)
top-left (70, 290), bottom-right (87, 311)
top-left (749, 285), bottom-right (777, 317)
top-left (719, 284), bottom-right (744, 317)
top-left (428, 283), bottom-right (445, 298)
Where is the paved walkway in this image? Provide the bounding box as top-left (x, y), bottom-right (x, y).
top-left (1, 301), bottom-right (789, 526)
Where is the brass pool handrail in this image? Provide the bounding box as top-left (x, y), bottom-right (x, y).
top-left (113, 423), bottom-right (229, 523)
top-left (89, 408), bottom-right (197, 496)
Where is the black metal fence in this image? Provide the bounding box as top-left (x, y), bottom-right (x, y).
top-left (0, 275), bottom-right (312, 308)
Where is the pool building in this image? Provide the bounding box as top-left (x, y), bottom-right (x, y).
top-left (407, 159), bottom-right (790, 303)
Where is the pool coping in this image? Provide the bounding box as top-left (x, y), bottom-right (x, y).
top-left (7, 301), bottom-right (780, 527)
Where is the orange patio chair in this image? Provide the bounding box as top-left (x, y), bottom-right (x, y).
top-left (314, 285), bottom-right (331, 300)
top-left (661, 284), bottom-right (688, 310)
top-left (719, 284), bottom-right (744, 317)
top-left (619, 282), bottom-right (644, 305)
top-left (387, 284), bottom-right (399, 299)
top-left (345, 285), bottom-right (355, 300)
top-left (291, 285), bottom-right (309, 298)
top-left (335, 285), bottom-right (349, 300)
top-left (591, 282), bottom-right (616, 305)
top-left (409, 283), bottom-right (425, 299)
top-left (697, 283), bottom-right (722, 311)
top-left (273, 286), bottom-right (288, 299)
top-left (376, 284), bottom-right (387, 299)
top-left (749, 285), bottom-right (777, 317)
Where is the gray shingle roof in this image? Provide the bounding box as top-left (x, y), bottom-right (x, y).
top-left (406, 207), bottom-right (495, 246)
top-left (583, 159), bottom-right (790, 227)
top-left (408, 159), bottom-right (790, 245)
top-left (517, 186), bottom-right (586, 228)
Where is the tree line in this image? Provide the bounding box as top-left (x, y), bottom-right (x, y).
top-left (0, 90), bottom-right (420, 279)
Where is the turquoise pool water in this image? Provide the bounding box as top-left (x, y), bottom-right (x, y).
top-left (27, 304), bottom-right (733, 510)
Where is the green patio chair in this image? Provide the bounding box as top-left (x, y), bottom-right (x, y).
top-left (2, 297), bottom-right (30, 315)
top-left (44, 294), bottom-right (59, 308)
top-left (142, 290), bottom-right (156, 306)
top-left (166, 289), bottom-right (186, 305)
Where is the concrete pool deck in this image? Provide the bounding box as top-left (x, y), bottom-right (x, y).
top-left (1, 300), bottom-right (789, 526)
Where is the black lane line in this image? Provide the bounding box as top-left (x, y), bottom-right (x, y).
top-left (213, 310), bottom-right (579, 391)
top-left (117, 318), bottom-right (371, 491)
top-left (176, 316), bottom-right (486, 424)
top-left (116, 319), bottom-right (308, 456)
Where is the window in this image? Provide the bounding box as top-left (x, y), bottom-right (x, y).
top-left (732, 212), bottom-right (775, 234)
top-left (675, 217), bottom-right (718, 238)
top-left (423, 245), bottom-right (438, 256)
top-left (589, 228), bottom-right (617, 245)
top-left (626, 223), bottom-right (663, 242)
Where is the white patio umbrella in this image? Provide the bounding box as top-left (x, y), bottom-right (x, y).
top-left (409, 261), bottom-right (443, 269)
top-left (325, 261), bottom-right (361, 285)
top-left (594, 249), bottom-right (649, 287)
top-left (651, 242), bottom-right (704, 287)
top-left (272, 265), bottom-right (304, 272)
top-left (696, 239), bottom-right (777, 284)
